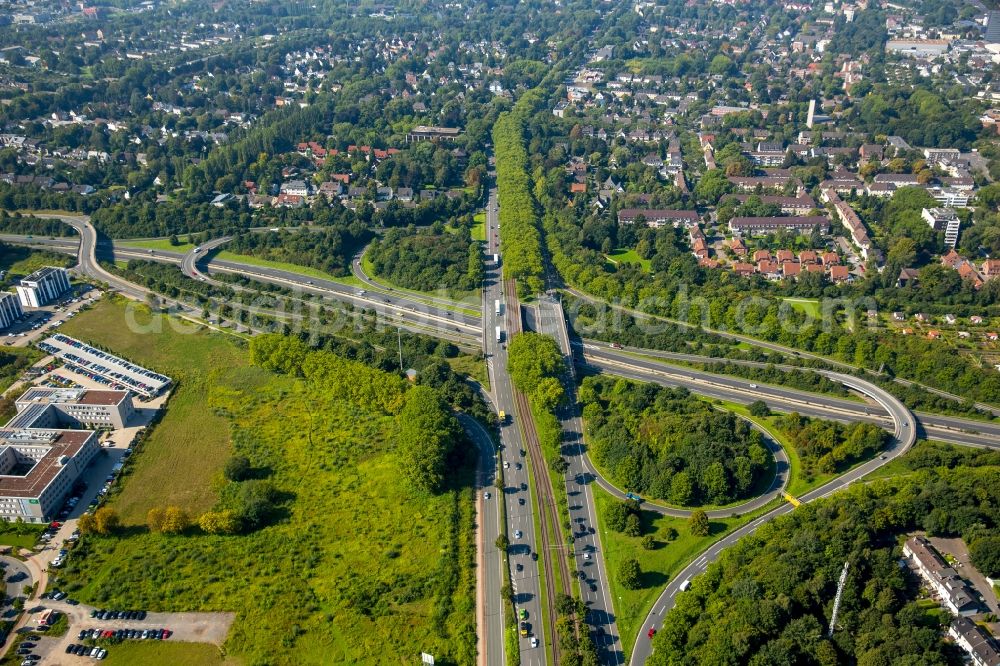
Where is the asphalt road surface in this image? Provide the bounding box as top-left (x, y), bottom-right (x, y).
top-left (483, 188), bottom-right (545, 664)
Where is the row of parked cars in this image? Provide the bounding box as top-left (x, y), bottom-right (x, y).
top-left (90, 609), bottom-right (147, 621)
top-left (80, 627), bottom-right (172, 641)
top-left (65, 644), bottom-right (107, 659)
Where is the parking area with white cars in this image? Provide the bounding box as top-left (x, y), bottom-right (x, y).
top-left (2, 289), bottom-right (100, 349)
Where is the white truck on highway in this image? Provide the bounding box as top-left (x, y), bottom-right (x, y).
top-left (495, 299), bottom-right (502, 316)
top-left (493, 253), bottom-right (499, 264)
top-left (495, 326), bottom-right (503, 343)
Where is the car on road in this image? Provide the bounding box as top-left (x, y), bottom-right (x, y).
top-left (518, 498), bottom-right (525, 505)
top-left (484, 491), bottom-right (491, 499)
top-left (519, 621), bottom-right (529, 637)
top-left (519, 608), bottom-right (528, 620)
top-left (648, 627), bottom-right (656, 639)
top-left (749, 383), bottom-right (758, 389)
top-left (503, 461), bottom-right (509, 469)
top-left (514, 462), bottom-right (522, 470)
top-left (530, 637), bottom-right (539, 648)
top-left (514, 530), bottom-right (522, 539)
top-left (584, 552), bottom-right (591, 560)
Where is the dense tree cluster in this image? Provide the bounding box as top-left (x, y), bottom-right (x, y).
top-left (650, 465), bottom-right (1000, 665)
top-left (579, 377), bottom-right (771, 506)
top-left (397, 385), bottom-right (464, 494)
top-left (0, 213), bottom-right (77, 237)
top-left (228, 224), bottom-right (370, 277)
top-left (493, 112), bottom-right (546, 295)
top-left (368, 226), bottom-right (479, 292)
top-left (776, 413), bottom-right (889, 477)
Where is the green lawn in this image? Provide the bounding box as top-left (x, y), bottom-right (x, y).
top-left (0, 524), bottom-right (45, 550)
top-left (605, 248), bottom-right (651, 272)
top-left (471, 212), bottom-right (487, 242)
top-left (0, 247), bottom-right (73, 286)
top-left (782, 298), bottom-right (821, 318)
top-left (54, 303), bottom-right (477, 664)
top-left (103, 642), bottom-right (238, 666)
top-left (58, 298), bottom-right (252, 523)
top-left (118, 238), bottom-right (196, 254)
top-left (214, 251), bottom-right (364, 287)
top-left (595, 489), bottom-right (779, 657)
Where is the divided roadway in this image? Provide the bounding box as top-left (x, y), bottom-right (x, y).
top-left (482, 188), bottom-right (547, 665)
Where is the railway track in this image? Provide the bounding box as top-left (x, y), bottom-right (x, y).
top-left (505, 279), bottom-right (571, 664)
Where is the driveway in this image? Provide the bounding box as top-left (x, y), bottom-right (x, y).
top-left (18, 599), bottom-right (234, 665)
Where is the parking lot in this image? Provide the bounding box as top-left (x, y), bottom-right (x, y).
top-left (14, 599), bottom-right (234, 665)
top-left (2, 288), bottom-right (101, 350)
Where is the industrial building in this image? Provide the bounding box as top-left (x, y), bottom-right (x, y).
top-left (0, 292), bottom-right (23, 330)
top-left (37, 334), bottom-right (172, 398)
top-left (15, 266), bottom-right (71, 308)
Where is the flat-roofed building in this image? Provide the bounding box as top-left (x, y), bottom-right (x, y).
top-left (37, 334), bottom-right (172, 398)
top-left (0, 292), bottom-right (23, 330)
top-left (15, 267), bottom-right (70, 308)
top-left (922, 207), bottom-right (961, 248)
top-left (15, 388), bottom-right (134, 430)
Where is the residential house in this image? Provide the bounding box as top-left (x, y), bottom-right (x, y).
top-left (903, 536), bottom-right (981, 617)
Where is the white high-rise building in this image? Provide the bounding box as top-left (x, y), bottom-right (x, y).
top-left (15, 267), bottom-right (70, 308)
top-left (0, 292), bottom-right (23, 330)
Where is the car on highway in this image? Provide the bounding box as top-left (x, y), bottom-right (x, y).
top-left (530, 637), bottom-right (539, 648)
top-left (519, 621), bottom-right (529, 637)
top-left (503, 461), bottom-right (510, 469)
top-left (648, 627), bottom-right (656, 639)
top-left (484, 491), bottom-right (491, 499)
top-left (519, 608), bottom-right (528, 620)
top-left (749, 383), bottom-right (758, 389)
top-left (514, 530), bottom-right (522, 539)
top-left (518, 498), bottom-right (525, 505)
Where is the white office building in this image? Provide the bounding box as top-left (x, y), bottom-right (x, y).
top-left (0, 292), bottom-right (23, 330)
top-left (15, 267), bottom-right (71, 308)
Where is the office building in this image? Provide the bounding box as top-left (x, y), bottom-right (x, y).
top-left (0, 292), bottom-right (23, 330)
top-left (15, 267), bottom-right (71, 308)
top-left (15, 388), bottom-right (134, 430)
top-left (0, 389), bottom-right (110, 522)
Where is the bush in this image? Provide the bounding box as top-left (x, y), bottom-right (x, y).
top-left (688, 510), bottom-right (709, 537)
top-left (224, 455), bottom-right (252, 482)
top-left (618, 558), bottom-right (641, 590)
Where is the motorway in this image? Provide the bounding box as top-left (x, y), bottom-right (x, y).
top-left (528, 297), bottom-right (624, 665)
top-left (482, 189), bottom-right (546, 664)
top-left (580, 344), bottom-right (1000, 450)
top-left (10, 216), bottom-right (1000, 666)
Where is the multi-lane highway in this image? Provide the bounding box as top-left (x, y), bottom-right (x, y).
top-left (581, 345), bottom-right (1000, 450)
top-left (482, 189), bottom-right (547, 664)
top-left (529, 296), bottom-right (624, 665)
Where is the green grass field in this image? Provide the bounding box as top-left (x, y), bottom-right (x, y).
top-left (595, 489), bottom-right (778, 657)
top-left (214, 251), bottom-right (365, 287)
top-left (103, 642), bottom-right (238, 666)
top-left (471, 212), bottom-right (487, 241)
top-left (55, 300), bottom-right (476, 664)
top-left (782, 298), bottom-right (821, 318)
top-left (118, 238), bottom-right (196, 254)
top-left (0, 247), bottom-right (73, 286)
top-left (605, 248), bottom-right (651, 272)
top-left (59, 299), bottom-right (250, 523)
top-left (0, 523), bottom-right (45, 549)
